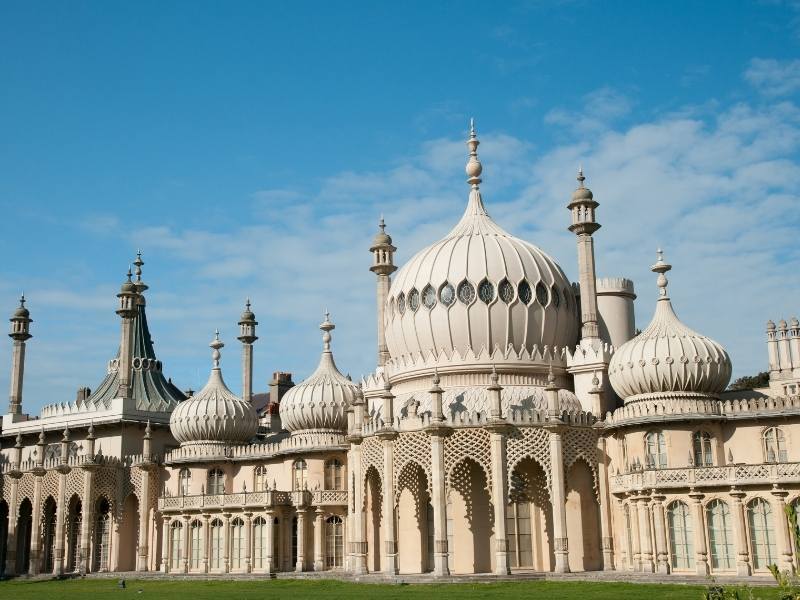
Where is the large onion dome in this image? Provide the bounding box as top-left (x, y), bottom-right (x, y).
top-left (170, 332), bottom-right (258, 445)
top-left (609, 251), bottom-right (732, 403)
top-left (279, 313), bottom-right (359, 434)
top-left (383, 121), bottom-right (579, 375)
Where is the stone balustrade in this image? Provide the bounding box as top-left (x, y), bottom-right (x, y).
top-left (157, 488), bottom-right (348, 513)
top-left (611, 461), bottom-right (800, 494)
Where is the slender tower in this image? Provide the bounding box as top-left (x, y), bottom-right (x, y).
top-left (237, 299), bottom-right (258, 404)
top-left (567, 167), bottom-right (601, 344)
top-left (7, 294), bottom-right (32, 416)
top-left (116, 268), bottom-right (139, 400)
top-left (369, 217), bottom-right (396, 366)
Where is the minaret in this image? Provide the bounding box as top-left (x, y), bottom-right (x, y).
top-left (116, 268), bottom-right (139, 400)
top-left (370, 217), bottom-right (396, 366)
top-left (567, 167), bottom-right (601, 344)
top-left (237, 299), bottom-right (258, 404)
top-left (7, 294), bottom-right (32, 416)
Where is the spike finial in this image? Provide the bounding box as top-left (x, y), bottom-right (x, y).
top-left (379, 215), bottom-right (386, 233)
top-left (577, 165), bottom-right (585, 187)
top-left (466, 118), bottom-right (483, 188)
top-left (210, 330), bottom-right (224, 368)
top-left (651, 248), bottom-right (672, 298)
top-left (320, 310), bottom-right (335, 351)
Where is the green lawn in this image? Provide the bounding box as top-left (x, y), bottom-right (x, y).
top-left (0, 578), bottom-right (778, 600)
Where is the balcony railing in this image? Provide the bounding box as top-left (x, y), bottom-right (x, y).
top-left (157, 489), bottom-right (348, 512)
top-left (610, 462), bottom-right (800, 494)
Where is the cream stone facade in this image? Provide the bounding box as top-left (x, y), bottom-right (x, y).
top-left (1, 123), bottom-right (799, 579)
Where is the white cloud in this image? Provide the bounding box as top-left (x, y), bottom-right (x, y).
top-left (545, 86), bottom-right (633, 134)
top-left (744, 58), bottom-right (800, 97)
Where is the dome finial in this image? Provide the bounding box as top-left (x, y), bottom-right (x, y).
top-left (320, 310), bottom-right (335, 352)
top-left (577, 165), bottom-right (585, 187)
top-left (379, 215), bottom-right (386, 233)
top-left (210, 330), bottom-right (224, 368)
top-left (466, 118), bottom-right (482, 188)
top-left (651, 248), bottom-right (672, 299)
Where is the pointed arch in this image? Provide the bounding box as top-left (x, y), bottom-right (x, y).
top-left (565, 457), bottom-right (601, 571)
top-left (117, 492), bottom-right (140, 571)
top-left (395, 461), bottom-right (431, 574)
top-left (447, 457), bottom-right (493, 574)
top-left (508, 456), bottom-right (553, 571)
top-left (363, 465), bottom-right (383, 573)
top-left (16, 498), bottom-right (33, 574)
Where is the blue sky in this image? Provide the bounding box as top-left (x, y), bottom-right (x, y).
top-left (1, 1), bottom-right (799, 413)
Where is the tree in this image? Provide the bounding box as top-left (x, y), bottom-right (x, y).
top-left (727, 371), bottom-right (770, 391)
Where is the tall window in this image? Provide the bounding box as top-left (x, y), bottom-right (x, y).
top-left (42, 499), bottom-right (57, 573)
top-left (325, 459), bottom-right (344, 490)
top-left (253, 517), bottom-right (267, 570)
top-left (190, 520), bottom-right (202, 570)
top-left (210, 519), bottom-right (223, 570)
top-left (254, 466), bottom-right (268, 492)
top-left (325, 516), bottom-right (343, 569)
top-left (506, 500), bottom-right (533, 568)
top-left (748, 498), bottom-right (777, 570)
top-left (667, 501), bottom-right (694, 570)
top-left (170, 521), bottom-right (183, 571)
top-left (93, 498), bottom-right (111, 571)
top-left (273, 517), bottom-right (281, 567)
top-left (763, 428), bottom-right (788, 463)
top-left (620, 436), bottom-right (629, 470)
top-left (693, 431), bottom-right (714, 466)
top-left (207, 468), bottom-right (225, 495)
top-left (179, 468), bottom-right (191, 496)
top-left (293, 459), bottom-right (307, 490)
top-left (645, 431), bottom-right (667, 468)
top-left (230, 518), bottom-right (245, 570)
top-left (706, 500), bottom-right (734, 570)
top-left (66, 500), bottom-right (82, 572)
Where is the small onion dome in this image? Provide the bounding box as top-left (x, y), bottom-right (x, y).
top-left (767, 320), bottom-right (776, 331)
top-left (571, 167), bottom-right (594, 201)
top-left (792, 317), bottom-right (800, 328)
top-left (12, 294), bottom-right (30, 319)
top-left (240, 298), bottom-right (256, 323)
top-left (279, 312), bottom-right (359, 434)
top-left (170, 331), bottom-right (258, 446)
top-left (120, 268), bottom-right (137, 294)
top-left (372, 217), bottom-right (393, 247)
top-left (609, 250), bottom-right (732, 403)
top-left (779, 319), bottom-right (788, 330)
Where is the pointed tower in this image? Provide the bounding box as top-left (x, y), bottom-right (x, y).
top-left (237, 299), bottom-right (258, 404)
top-left (370, 217), bottom-right (397, 367)
top-left (115, 268), bottom-right (138, 400)
top-left (7, 294), bottom-right (32, 417)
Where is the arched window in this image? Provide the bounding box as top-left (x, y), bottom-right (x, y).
top-left (253, 516), bottom-right (267, 570)
top-left (645, 431), bottom-right (667, 469)
top-left (179, 468), bottom-right (191, 496)
top-left (65, 499), bottom-right (82, 572)
top-left (254, 466), bottom-right (268, 492)
top-left (210, 519), bottom-right (223, 570)
top-left (190, 520), bottom-right (202, 570)
top-left (706, 499), bottom-right (734, 571)
top-left (325, 516), bottom-right (344, 569)
top-left (207, 468), bottom-right (225, 495)
top-left (748, 498), bottom-right (777, 570)
top-left (230, 518), bottom-right (245, 570)
top-left (93, 498), bottom-right (112, 571)
top-left (763, 428), bottom-right (788, 463)
top-left (325, 459), bottom-right (344, 490)
top-left (170, 520), bottom-right (183, 571)
top-left (293, 459), bottom-right (307, 490)
top-left (42, 497), bottom-right (57, 573)
top-left (693, 431), bottom-right (714, 466)
top-left (667, 501), bottom-right (694, 570)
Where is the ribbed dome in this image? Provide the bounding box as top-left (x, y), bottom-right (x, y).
top-left (279, 314), bottom-right (359, 434)
top-left (609, 252), bottom-right (732, 403)
top-left (170, 333), bottom-right (258, 445)
top-left (384, 124), bottom-right (578, 372)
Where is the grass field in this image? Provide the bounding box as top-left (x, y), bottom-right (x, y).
top-left (0, 578), bottom-right (778, 600)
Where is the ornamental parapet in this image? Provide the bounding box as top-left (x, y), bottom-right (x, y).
top-left (0, 453), bottom-right (124, 475)
top-left (611, 461), bottom-right (800, 494)
top-left (157, 488), bottom-right (347, 513)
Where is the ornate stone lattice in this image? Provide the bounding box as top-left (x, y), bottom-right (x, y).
top-left (362, 465), bottom-right (383, 519)
top-left (92, 467), bottom-right (119, 516)
top-left (393, 431), bottom-right (432, 497)
top-left (65, 469), bottom-right (84, 504)
top-left (360, 436), bottom-right (384, 483)
top-left (449, 458), bottom-right (494, 529)
top-left (444, 428), bottom-right (492, 495)
top-left (394, 460), bottom-right (430, 520)
top-left (17, 474), bottom-right (35, 509)
top-left (564, 427), bottom-right (600, 501)
top-left (507, 426), bottom-right (551, 500)
top-left (40, 471), bottom-right (59, 511)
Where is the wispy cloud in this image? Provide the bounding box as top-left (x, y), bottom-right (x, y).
top-left (744, 58), bottom-right (800, 96)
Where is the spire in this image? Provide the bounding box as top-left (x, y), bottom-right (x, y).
top-left (210, 330), bottom-right (224, 369)
top-left (320, 311), bottom-right (335, 352)
top-left (466, 118), bottom-right (483, 188)
top-left (238, 298), bottom-right (258, 343)
top-left (651, 248), bottom-right (672, 299)
top-left (133, 250), bottom-right (148, 294)
top-left (577, 165), bottom-right (585, 187)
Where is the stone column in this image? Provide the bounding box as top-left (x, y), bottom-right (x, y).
top-left (202, 514), bottom-right (210, 573)
top-left (161, 516), bottom-right (171, 573)
top-left (79, 468), bottom-right (95, 573)
top-left (597, 436), bottom-right (615, 570)
top-left (314, 508), bottom-right (325, 571)
top-left (636, 495), bottom-right (654, 573)
top-left (137, 468), bottom-right (151, 571)
top-left (651, 493), bottom-right (669, 574)
top-left (265, 509), bottom-right (275, 574)
top-left (427, 431), bottom-right (449, 576)
top-left (4, 476), bottom-right (19, 574)
top-left (245, 513), bottom-right (253, 573)
top-left (380, 433), bottom-right (398, 574)
top-left (295, 510), bottom-right (306, 572)
top-left (28, 471), bottom-right (44, 575)
top-left (614, 497), bottom-right (628, 570)
top-left (689, 491), bottom-right (709, 575)
top-left (488, 425), bottom-right (510, 575)
top-left (348, 442), bottom-right (367, 574)
top-left (772, 489), bottom-right (794, 573)
top-left (181, 516), bottom-right (190, 573)
top-left (7, 339), bottom-right (28, 415)
top-left (730, 490), bottom-right (751, 576)
top-left (549, 427), bottom-right (569, 573)
top-left (222, 513), bottom-right (231, 573)
top-left (52, 469), bottom-right (68, 575)
top-left (629, 495), bottom-right (641, 571)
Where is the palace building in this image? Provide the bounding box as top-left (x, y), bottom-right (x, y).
top-left (1, 122), bottom-right (799, 578)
